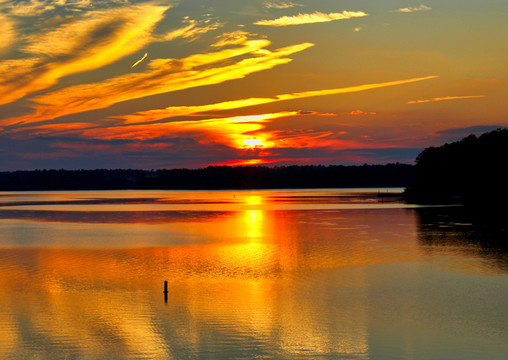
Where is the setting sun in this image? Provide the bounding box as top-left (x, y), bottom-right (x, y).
top-left (243, 138), bottom-right (265, 147)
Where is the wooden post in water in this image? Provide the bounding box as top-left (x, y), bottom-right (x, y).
top-left (164, 281), bottom-right (168, 303)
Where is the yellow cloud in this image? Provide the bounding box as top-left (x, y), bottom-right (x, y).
top-left (0, 14), bottom-right (16, 55)
top-left (131, 53), bottom-right (148, 68)
top-left (115, 98), bottom-right (277, 124)
top-left (254, 11), bottom-right (368, 26)
top-left (23, 4), bottom-right (167, 57)
top-left (263, 1), bottom-right (303, 9)
top-left (157, 17), bottom-right (223, 42)
top-left (180, 21), bottom-right (223, 40)
top-left (0, 3), bottom-right (170, 107)
top-left (158, 22), bottom-right (199, 41)
top-left (8, 0), bottom-right (56, 16)
top-left (393, 5), bottom-right (431, 13)
top-left (114, 76), bottom-right (437, 125)
top-left (1, 40), bottom-right (314, 126)
top-left (407, 95), bottom-right (485, 104)
top-left (212, 31), bottom-right (259, 47)
top-left (277, 75), bottom-right (438, 99)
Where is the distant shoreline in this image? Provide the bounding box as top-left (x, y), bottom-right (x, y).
top-left (0, 164), bottom-right (414, 191)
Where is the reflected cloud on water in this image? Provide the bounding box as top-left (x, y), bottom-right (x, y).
top-left (0, 190), bottom-right (507, 359)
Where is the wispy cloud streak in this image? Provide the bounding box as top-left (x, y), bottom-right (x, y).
top-left (275, 76), bottom-right (437, 100)
top-left (1, 40), bottom-right (314, 126)
top-left (131, 53), bottom-right (148, 68)
top-left (212, 31), bottom-right (258, 47)
top-left (114, 75), bottom-right (438, 124)
top-left (254, 11), bottom-right (367, 26)
top-left (8, 0), bottom-right (56, 16)
top-left (407, 95), bottom-right (485, 104)
top-left (263, 1), bottom-right (303, 9)
top-left (157, 16), bottom-right (223, 42)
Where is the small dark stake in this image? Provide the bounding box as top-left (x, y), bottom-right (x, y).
top-left (164, 281), bottom-right (168, 303)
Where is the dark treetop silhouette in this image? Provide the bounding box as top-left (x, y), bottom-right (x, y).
top-left (403, 128), bottom-right (508, 206)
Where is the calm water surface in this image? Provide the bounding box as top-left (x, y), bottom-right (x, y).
top-left (0, 189), bottom-right (506, 359)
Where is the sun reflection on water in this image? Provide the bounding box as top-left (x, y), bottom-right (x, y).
top-left (245, 210), bottom-right (264, 241)
top-left (245, 195), bottom-right (262, 206)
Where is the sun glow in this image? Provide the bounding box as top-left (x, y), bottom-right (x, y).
top-left (243, 138), bottom-right (265, 147)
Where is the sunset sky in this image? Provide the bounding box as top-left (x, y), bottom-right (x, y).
top-left (1, 0), bottom-right (507, 170)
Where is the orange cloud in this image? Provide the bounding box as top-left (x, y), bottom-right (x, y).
top-left (115, 98), bottom-right (277, 124)
top-left (114, 75), bottom-right (437, 125)
top-left (263, 130), bottom-right (373, 150)
top-left (254, 11), bottom-right (368, 26)
top-left (66, 111), bottom-right (387, 153)
top-left (350, 110), bottom-right (376, 115)
top-left (76, 112), bottom-right (300, 148)
top-left (9, 109), bottom-right (408, 165)
top-left (19, 110), bottom-right (362, 152)
top-left (212, 158), bottom-right (281, 166)
top-left (3, 73), bottom-right (437, 162)
top-left (0, 3), bottom-right (170, 106)
top-left (407, 95), bottom-right (486, 104)
top-left (1, 40), bottom-right (313, 126)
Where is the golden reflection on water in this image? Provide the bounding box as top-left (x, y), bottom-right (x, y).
top-left (0, 206), bottom-right (401, 358)
top-left (0, 247), bottom-right (372, 359)
top-left (245, 210), bottom-right (264, 240)
top-left (0, 190), bottom-right (507, 359)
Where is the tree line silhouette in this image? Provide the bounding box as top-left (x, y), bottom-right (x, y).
top-left (0, 164), bottom-right (414, 191)
top-left (403, 128), bottom-right (508, 206)
top-left (2, 129), bottom-right (505, 195)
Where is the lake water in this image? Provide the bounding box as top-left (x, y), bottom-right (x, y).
top-left (0, 189), bottom-right (506, 359)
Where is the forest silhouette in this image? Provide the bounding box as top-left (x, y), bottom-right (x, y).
top-left (403, 128), bottom-right (508, 206)
top-left (0, 164), bottom-right (413, 191)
